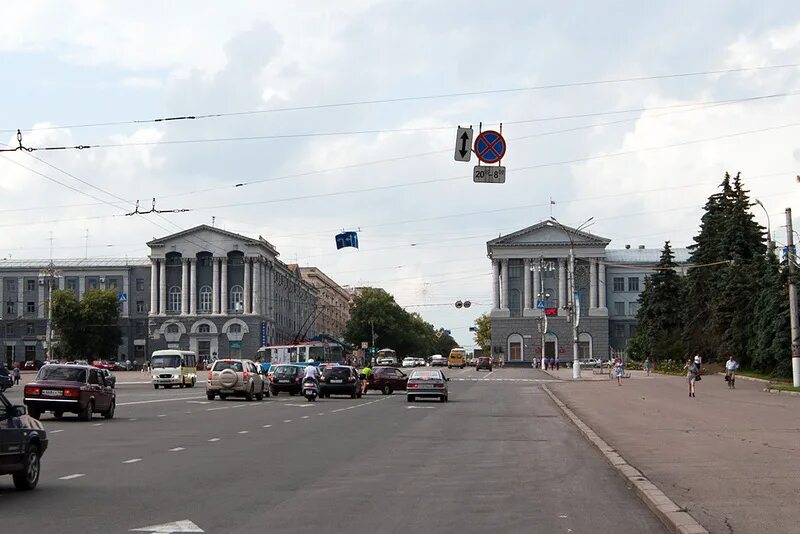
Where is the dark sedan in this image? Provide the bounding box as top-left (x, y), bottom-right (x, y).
top-left (366, 366), bottom-right (408, 395)
top-left (320, 366), bottom-right (361, 398)
top-left (24, 365), bottom-right (116, 421)
top-left (1, 387), bottom-right (48, 490)
top-left (476, 357), bottom-right (493, 371)
top-left (268, 364), bottom-right (305, 396)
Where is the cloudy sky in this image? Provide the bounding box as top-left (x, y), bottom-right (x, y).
top-left (2, 1), bottom-right (800, 348)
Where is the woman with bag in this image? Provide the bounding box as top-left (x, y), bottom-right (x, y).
top-left (683, 358), bottom-right (698, 397)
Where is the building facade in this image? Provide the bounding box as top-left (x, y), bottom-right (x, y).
top-left (298, 267), bottom-right (351, 339)
top-left (487, 221), bottom-right (689, 364)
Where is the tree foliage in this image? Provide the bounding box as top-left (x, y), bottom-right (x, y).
top-left (473, 313), bottom-right (491, 353)
top-left (51, 289), bottom-right (122, 359)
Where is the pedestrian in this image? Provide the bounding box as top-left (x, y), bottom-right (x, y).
top-left (684, 358), bottom-right (698, 397)
top-left (555, 355), bottom-right (560, 370)
top-left (693, 354), bottom-right (702, 374)
top-left (644, 357), bottom-right (652, 377)
top-left (614, 357), bottom-right (624, 386)
top-left (12, 366), bottom-right (21, 385)
top-left (725, 355), bottom-right (738, 390)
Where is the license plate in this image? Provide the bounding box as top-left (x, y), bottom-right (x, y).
top-left (42, 389), bottom-right (62, 397)
top-left (279, 379), bottom-right (290, 383)
top-left (221, 389), bottom-right (234, 394)
top-left (331, 379), bottom-right (343, 383)
top-left (418, 384), bottom-right (433, 389)
top-left (304, 389), bottom-right (315, 394)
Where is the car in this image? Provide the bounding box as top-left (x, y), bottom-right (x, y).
top-left (24, 364), bottom-right (116, 421)
top-left (268, 364), bottom-right (306, 396)
top-left (0, 366), bottom-right (11, 389)
top-left (448, 348), bottom-right (466, 369)
top-left (476, 357), bottom-right (493, 371)
top-left (97, 368), bottom-right (117, 388)
top-left (91, 360), bottom-right (115, 371)
top-left (415, 358), bottom-right (426, 367)
top-left (467, 357), bottom-right (477, 366)
top-left (22, 361), bottom-right (36, 371)
top-left (206, 359), bottom-right (266, 401)
top-left (1, 385), bottom-right (48, 490)
top-left (406, 369), bottom-right (449, 403)
top-left (366, 366), bottom-right (408, 395)
top-left (376, 357), bottom-right (395, 366)
top-left (402, 357), bottom-right (416, 368)
top-left (320, 366), bottom-right (361, 398)
top-left (430, 355), bottom-right (447, 367)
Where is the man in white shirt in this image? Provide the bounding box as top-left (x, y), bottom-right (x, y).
top-left (303, 360), bottom-right (320, 383)
top-left (725, 356), bottom-right (738, 389)
top-left (693, 354), bottom-right (702, 373)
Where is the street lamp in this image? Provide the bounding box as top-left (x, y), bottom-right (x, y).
top-left (38, 261), bottom-right (62, 362)
top-left (550, 217), bottom-right (594, 379)
top-left (530, 258), bottom-right (554, 369)
top-left (754, 198), bottom-right (774, 253)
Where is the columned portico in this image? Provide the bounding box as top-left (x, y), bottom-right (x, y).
top-left (220, 258), bottom-right (228, 314)
top-left (181, 258), bottom-right (189, 316)
top-left (150, 258), bottom-right (158, 314)
top-left (492, 259), bottom-right (501, 311)
top-left (500, 259), bottom-right (509, 311)
top-left (212, 257), bottom-right (220, 314)
top-left (159, 259), bottom-right (167, 316)
top-left (244, 257), bottom-right (252, 314)
top-left (557, 258), bottom-right (566, 317)
top-left (189, 258), bottom-right (197, 315)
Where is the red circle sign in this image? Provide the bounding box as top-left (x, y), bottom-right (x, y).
top-left (474, 130), bottom-right (506, 164)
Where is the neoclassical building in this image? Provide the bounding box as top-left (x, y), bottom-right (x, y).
top-left (147, 225), bottom-right (318, 360)
top-left (298, 266), bottom-right (351, 339)
top-left (487, 220), bottom-right (689, 364)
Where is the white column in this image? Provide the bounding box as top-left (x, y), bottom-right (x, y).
top-left (533, 260), bottom-right (541, 305)
top-left (267, 262), bottom-right (274, 321)
top-left (189, 258), bottom-right (197, 315)
top-left (599, 262), bottom-right (607, 309)
top-left (122, 272), bottom-right (129, 317)
top-left (17, 277), bottom-right (23, 317)
top-left (253, 260), bottom-right (262, 316)
top-left (150, 260), bottom-right (158, 315)
top-left (244, 258), bottom-right (252, 314)
top-left (500, 259), bottom-right (509, 310)
top-left (558, 259), bottom-right (566, 312)
top-left (590, 259), bottom-right (598, 309)
top-left (159, 259), bottom-right (167, 316)
top-left (181, 258), bottom-right (189, 315)
top-left (523, 259), bottom-right (532, 310)
top-left (212, 258), bottom-right (220, 314)
top-left (492, 259), bottom-right (501, 310)
top-left (37, 278), bottom-right (45, 318)
top-left (221, 258), bottom-right (228, 314)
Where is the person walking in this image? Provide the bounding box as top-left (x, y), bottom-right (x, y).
top-left (554, 355), bottom-right (560, 371)
top-left (693, 354), bottom-right (702, 374)
top-left (684, 358), bottom-right (698, 397)
top-left (12, 366), bottom-right (21, 386)
top-left (725, 355), bottom-right (738, 389)
top-left (614, 357), bottom-right (624, 386)
top-left (644, 357), bottom-right (652, 377)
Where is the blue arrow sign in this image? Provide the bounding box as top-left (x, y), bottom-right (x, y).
top-left (536, 300), bottom-right (545, 309)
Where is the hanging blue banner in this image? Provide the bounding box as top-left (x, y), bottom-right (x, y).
top-left (335, 231), bottom-right (359, 250)
top-left (260, 320), bottom-right (267, 347)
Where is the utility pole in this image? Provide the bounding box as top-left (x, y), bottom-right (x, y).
top-left (370, 320), bottom-right (376, 364)
top-left (39, 261), bottom-right (61, 362)
top-left (787, 208), bottom-right (800, 387)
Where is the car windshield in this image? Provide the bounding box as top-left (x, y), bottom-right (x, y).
top-left (273, 366), bottom-right (298, 376)
top-left (410, 370), bottom-right (440, 379)
top-left (213, 361), bottom-right (243, 372)
top-left (152, 355), bottom-right (181, 368)
top-left (36, 366), bottom-right (87, 383)
top-left (323, 367), bottom-right (350, 378)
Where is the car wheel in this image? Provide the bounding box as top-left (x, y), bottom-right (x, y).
top-left (382, 384), bottom-right (392, 395)
top-left (439, 395), bottom-right (446, 403)
top-left (408, 395), bottom-right (415, 402)
top-left (245, 385), bottom-right (254, 402)
top-left (270, 388), bottom-right (278, 396)
top-left (207, 392), bottom-right (215, 401)
top-left (351, 388), bottom-right (357, 399)
top-left (80, 401), bottom-right (93, 421)
top-left (219, 393), bottom-right (228, 400)
top-left (53, 411), bottom-right (64, 419)
top-left (12, 445), bottom-right (40, 491)
top-left (289, 391), bottom-right (296, 396)
top-left (103, 400), bottom-right (116, 420)
top-left (153, 384), bottom-right (159, 389)
top-left (357, 392), bottom-right (362, 398)
top-left (27, 406), bottom-right (41, 420)
top-left (190, 377), bottom-right (196, 388)
top-left (256, 386), bottom-right (264, 401)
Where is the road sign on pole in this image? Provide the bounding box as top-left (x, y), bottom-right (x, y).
top-left (536, 300), bottom-right (545, 309)
top-left (118, 293), bottom-right (128, 303)
top-left (454, 127), bottom-right (473, 162)
top-left (473, 165), bottom-right (506, 183)
top-left (474, 130), bottom-right (506, 164)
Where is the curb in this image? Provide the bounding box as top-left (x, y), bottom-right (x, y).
top-left (763, 387), bottom-right (800, 397)
top-left (543, 385), bottom-right (708, 534)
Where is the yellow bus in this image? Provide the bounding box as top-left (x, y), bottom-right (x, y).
top-left (448, 347), bottom-right (466, 369)
top-left (150, 350), bottom-right (197, 389)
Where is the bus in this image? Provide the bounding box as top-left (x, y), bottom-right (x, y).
top-left (150, 350), bottom-right (197, 389)
top-left (448, 347), bottom-right (466, 369)
top-left (258, 342), bottom-right (345, 367)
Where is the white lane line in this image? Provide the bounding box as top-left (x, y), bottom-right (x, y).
top-left (122, 458), bottom-right (142, 464)
top-left (115, 380), bottom-right (208, 386)
top-left (283, 419), bottom-right (292, 423)
top-left (331, 408), bottom-right (347, 413)
top-left (207, 406), bottom-right (231, 412)
top-left (186, 401), bottom-right (210, 404)
top-left (317, 413), bottom-right (325, 416)
top-left (301, 415), bottom-right (309, 419)
top-left (158, 414), bottom-right (167, 418)
top-left (59, 474), bottom-right (85, 480)
top-left (482, 371), bottom-right (495, 379)
top-left (263, 424), bottom-right (272, 428)
top-left (233, 404), bottom-right (246, 408)
top-left (128, 418), bottom-right (138, 421)
top-left (92, 423), bottom-right (103, 426)
top-left (238, 430), bottom-right (249, 434)
top-left (208, 438), bottom-right (220, 442)
top-left (117, 396), bottom-right (204, 407)
top-left (169, 447), bottom-right (185, 452)
top-left (51, 429), bottom-right (64, 433)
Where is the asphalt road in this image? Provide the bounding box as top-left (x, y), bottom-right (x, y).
top-left (1, 367), bottom-right (665, 533)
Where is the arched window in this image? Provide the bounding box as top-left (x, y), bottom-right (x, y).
top-left (166, 323), bottom-right (179, 334)
top-left (229, 323), bottom-right (242, 334)
top-left (168, 286), bottom-right (181, 312)
top-left (198, 324), bottom-right (210, 334)
top-left (199, 286), bottom-right (212, 313)
top-left (230, 285), bottom-right (243, 312)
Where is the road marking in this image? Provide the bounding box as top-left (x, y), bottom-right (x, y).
top-left (51, 429), bottom-right (64, 433)
top-left (92, 423), bottom-right (103, 426)
top-left (208, 438), bottom-right (220, 442)
top-left (407, 406), bottom-right (435, 409)
top-left (284, 403), bottom-right (313, 407)
top-left (123, 458), bottom-right (143, 464)
top-left (238, 430), bottom-right (249, 434)
top-left (59, 473), bottom-right (85, 480)
top-left (317, 413), bottom-right (325, 416)
top-left (263, 424), bottom-right (272, 428)
top-left (128, 418), bottom-right (138, 421)
top-left (158, 414), bottom-right (167, 417)
top-left (117, 396), bottom-right (204, 407)
top-left (301, 415), bottom-right (309, 419)
top-left (482, 371), bottom-right (494, 379)
top-left (206, 406), bottom-right (231, 411)
top-left (186, 401), bottom-right (210, 405)
top-left (283, 419), bottom-right (292, 423)
top-left (331, 408), bottom-right (346, 413)
top-left (169, 447), bottom-right (185, 452)
top-left (130, 519), bottom-right (204, 532)
top-left (233, 404), bottom-right (246, 408)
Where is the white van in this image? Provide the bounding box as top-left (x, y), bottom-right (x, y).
top-left (151, 350), bottom-right (197, 389)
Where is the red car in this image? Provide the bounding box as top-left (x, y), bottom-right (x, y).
top-left (24, 365), bottom-right (116, 421)
top-left (366, 366), bottom-right (408, 395)
top-left (91, 360), bottom-right (115, 370)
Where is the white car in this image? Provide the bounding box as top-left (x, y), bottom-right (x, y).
top-left (430, 355), bottom-right (447, 367)
top-left (402, 357), bottom-right (416, 368)
top-left (415, 358), bottom-right (426, 367)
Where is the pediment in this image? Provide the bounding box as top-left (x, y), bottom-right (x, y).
top-left (487, 221), bottom-right (610, 248)
top-left (147, 224), bottom-right (278, 256)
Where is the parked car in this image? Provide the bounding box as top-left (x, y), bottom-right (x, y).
top-left (1, 385), bottom-right (48, 490)
top-left (320, 366), bottom-right (361, 398)
top-left (91, 360), bottom-right (115, 371)
top-left (402, 357), bottom-right (416, 368)
top-left (430, 355), bottom-right (447, 367)
top-left (23, 361), bottom-right (37, 371)
top-left (268, 364), bottom-right (305, 396)
top-left (0, 365), bottom-right (11, 389)
top-left (206, 359), bottom-right (266, 401)
top-left (24, 364), bottom-right (116, 421)
top-left (366, 366), bottom-right (408, 395)
top-left (406, 369), bottom-right (449, 403)
top-left (476, 357), bottom-right (493, 371)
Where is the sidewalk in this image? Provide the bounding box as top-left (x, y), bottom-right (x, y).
top-left (547, 371), bottom-right (800, 533)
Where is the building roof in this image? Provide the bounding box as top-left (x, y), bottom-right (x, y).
top-left (487, 220), bottom-right (611, 249)
top-left (146, 224), bottom-right (278, 254)
top-left (604, 247), bottom-right (691, 265)
top-left (0, 258), bottom-right (150, 269)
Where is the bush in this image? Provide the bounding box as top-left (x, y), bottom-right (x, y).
top-left (656, 359), bottom-right (686, 375)
top-left (625, 360), bottom-right (643, 371)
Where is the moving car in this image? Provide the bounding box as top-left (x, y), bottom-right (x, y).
top-left (476, 357), bottom-right (493, 371)
top-left (467, 357), bottom-right (477, 366)
top-left (151, 350), bottom-right (198, 389)
top-left (415, 357), bottom-right (427, 367)
top-left (268, 364), bottom-right (305, 396)
top-left (206, 359), bottom-right (266, 401)
top-left (402, 357), bottom-right (416, 368)
top-left (24, 364), bottom-right (116, 421)
top-left (365, 366), bottom-right (408, 395)
top-left (448, 347), bottom-right (466, 369)
top-left (406, 369), bottom-right (449, 403)
top-left (1, 385), bottom-right (48, 490)
top-left (320, 366), bottom-right (361, 398)
top-left (430, 355), bottom-right (447, 367)
top-left (98, 368), bottom-right (116, 388)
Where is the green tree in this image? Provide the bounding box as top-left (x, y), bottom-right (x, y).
top-left (51, 288), bottom-right (122, 359)
top-left (473, 313), bottom-right (491, 353)
top-left (749, 252), bottom-right (791, 376)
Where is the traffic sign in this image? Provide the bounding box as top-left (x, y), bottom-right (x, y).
top-left (536, 300), bottom-right (545, 309)
top-left (118, 293), bottom-right (128, 303)
top-left (454, 127), bottom-right (473, 162)
top-left (474, 130), bottom-right (506, 163)
top-left (473, 165), bottom-right (506, 183)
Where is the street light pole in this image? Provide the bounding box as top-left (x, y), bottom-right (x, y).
top-left (755, 199), bottom-right (774, 253)
top-left (39, 261), bottom-right (61, 362)
top-left (786, 208), bottom-right (800, 387)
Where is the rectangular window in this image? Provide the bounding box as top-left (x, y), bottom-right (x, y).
top-left (628, 277), bottom-right (639, 292)
top-left (613, 302), bottom-right (625, 316)
top-left (108, 279), bottom-right (118, 289)
top-left (5, 324), bottom-right (13, 336)
top-left (26, 302), bottom-right (36, 314)
top-left (6, 279), bottom-right (16, 292)
top-left (136, 278), bottom-right (145, 291)
top-left (6, 302), bottom-right (15, 314)
top-left (66, 278), bottom-right (78, 292)
top-left (629, 325), bottom-right (638, 337)
top-left (613, 324), bottom-right (625, 338)
top-left (136, 300), bottom-right (145, 313)
top-left (628, 302), bottom-right (640, 316)
top-left (26, 279), bottom-right (36, 291)
top-left (613, 277), bottom-right (625, 291)
top-left (26, 323), bottom-right (34, 335)
top-left (135, 321), bottom-right (145, 336)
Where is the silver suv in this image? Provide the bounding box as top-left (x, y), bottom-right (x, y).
top-left (206, 359), bottom-right (267, 401)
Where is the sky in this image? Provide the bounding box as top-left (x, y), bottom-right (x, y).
top-left (2, 1), bottom-right (800, 348)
